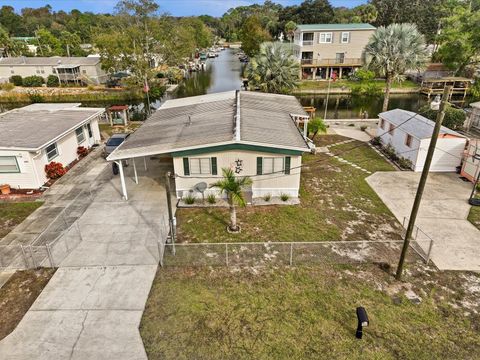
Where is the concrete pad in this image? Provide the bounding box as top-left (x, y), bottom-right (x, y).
top-left (31, 266), bottom-right (157, 310)
top-left (330, 128), bottom-right (372, 142)
top-left (367, 171), bottom-right (480, 271)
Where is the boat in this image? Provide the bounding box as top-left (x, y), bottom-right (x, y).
top-left (208, 52), bottom-right (215, 58)
top-left (199, 52), bottom-right (207, 61)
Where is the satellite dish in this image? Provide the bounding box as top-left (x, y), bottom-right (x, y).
top-left (193, 182), bottom-right (208, 203)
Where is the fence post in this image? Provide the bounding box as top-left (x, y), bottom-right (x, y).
top-left (225, 244), bottom-right (229, 266)
top-left (28, 246), bottom-right (37, 269)
top-left (46, 243), bottom-right (55, 268)
top-left (426, 239), bottom-right (434, 265)
top-left (289, 243), bottom-right (293, 266)
top-left (20, 245), bottom-right (29, 269)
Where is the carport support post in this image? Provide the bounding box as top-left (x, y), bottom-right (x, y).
top-left (132, 158), bottom-right (138, 184)
top-left (118, 160), bottom-right (128, 200)
top-left (165, 172), bottom-right (176, 245)
top-left (395, 86), bottom-right (451, 281)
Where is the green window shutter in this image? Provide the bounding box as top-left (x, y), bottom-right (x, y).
top-left (183, 158), bottom-right (190, 176)
top-left (256, 157), bottom-right (262, 175)
top-left (285, 156), bottom-right (291, 175)
top-left (211, 157), bottom-right (217, 175)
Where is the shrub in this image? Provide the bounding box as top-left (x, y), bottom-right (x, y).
top-left (351, 68), bottom-right (376, 82)
top-left (360, 125), bottom-right (367, 131)
top-left (46, 75), bottom-right (59, 87)
top-left (77, 146), bottom-right (88, 158)
top-left (280, 193), bottom-right (290, 202)
top-left (9, 75), bottom-right (22, 86)
top-left (263, 193), bottom-right (271, 202)
top-left (384, 144), bottom-right (399, 161)
top-left (419, 104), bottom-right (467, 130)
top-left (27, 91), bottom-right (44, 103)
top-left (351, 82), bottom-right (382, 97)
top-left (370, 136), bottom-right (381, 146)
top-left (206, 194), bottom-right (216, 204)
top-left (184, 194), bottom-right (195, 205)
top-left (0, 82), bottom-right (14, 91)
top-left (87, 84), bottom-right (95, 91)
top-left (397, 157), bottom-right (413, 169)
top-left (22, 75), bottom-right (44, 87)
top-left (45, 162), bottom-right (66, 179)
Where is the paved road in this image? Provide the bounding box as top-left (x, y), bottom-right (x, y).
top-left (0, 157), bottom-right (173, 359)
top-left (367, 172), bottom-right (480, 271)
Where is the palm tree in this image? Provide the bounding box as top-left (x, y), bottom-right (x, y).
top-left (307, 117), bottom-right (327, 140)
top-left (211, 168), bottom-right (253, 232)
top-left (364, 23), bottom-right (428, 112)
top-left (246, 42), bottom-right (300, 94)
top-left (284, 21), bottom-right (297, 42)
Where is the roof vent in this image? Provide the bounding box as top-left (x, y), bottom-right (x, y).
top-left (187, 115), bottom-right (192, 126)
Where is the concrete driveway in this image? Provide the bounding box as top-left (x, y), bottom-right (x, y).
top-left (0, 157), bottom-right (173, 359)
top-left (367, 172), bottom-right (480, 271)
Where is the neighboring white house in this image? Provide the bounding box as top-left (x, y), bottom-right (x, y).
top-left (461, 139), bottom-right (480, 183)
top-left (107, 91), bottom-right (313, 201)
top-left (0, 103), bottom-right (104, 189)
top-left (465, 101), bottom-right (480, 132)
top-left (377, 109), bottom-right (468, 172)
top-left (0, 56), bottom-right (108, 85)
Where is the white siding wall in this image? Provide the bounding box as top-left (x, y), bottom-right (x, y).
top-left (172, 150), bottom-right (303, 199)
top-left (377, 121), bottom-right (420, 169)
top-left (0, 150), bottom-right (40, 189)
top-left (417, 137), bottom-right (466, 172)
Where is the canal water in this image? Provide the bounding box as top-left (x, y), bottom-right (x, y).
top-left (0, 48), bottom-right (428, 119)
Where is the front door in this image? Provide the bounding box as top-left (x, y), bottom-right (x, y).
top-left (335, 53), bottom-right (345, 64)
top-left (86, 123), bottom-right (94, 146)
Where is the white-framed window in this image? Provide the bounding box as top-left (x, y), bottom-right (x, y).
top-left (262, 157), bottom-right (284, 174)
top-left (341, 32), bottom-right (350, 43)
top-left (46, 143), bottom-right (59, 161)
top-left (75, 127), bottom-right (85, 144)
top-left (189, 158), bottom-right (211, 175)
top-left (319, 32), bottom-right (333, 43)
top-left (0, 156), bottom-right (20, 173)
top-left (405, 134), bottom-right (413, 147)
top-left (379, 118), bottom-right (385, 129)
top-left (388, 123), bottom-right (395, 136)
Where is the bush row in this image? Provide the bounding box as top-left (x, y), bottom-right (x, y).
top-left (9, 75), bottom-right (59, 87)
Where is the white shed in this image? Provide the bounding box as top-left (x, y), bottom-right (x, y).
top-left (0, 103), bottom-right (104, 189)
top-left (377, 109), bottom-right (468, 172)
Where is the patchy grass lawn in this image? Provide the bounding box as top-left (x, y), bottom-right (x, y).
top-left (298, 79), bottom-right (419, 91)
top-left (176, 135), bottom-right (401, 243)
top-left (468, 206), bottom-right (480, 230)
top-left (0, 269), bottom-right (56, 340)
top-left (141, 263), bottom-right (480, 360)
top-left (0, 202), bottom-right (43, 239)
top-left (99, 121), bottom-right (142, 139)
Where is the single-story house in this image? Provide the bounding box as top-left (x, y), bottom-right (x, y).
top-left (0, 56), bottom-right (108, 85)
top-left (107, 91), bottom-right (312, 200)
top-left (0, 103), bottom-right (104, 189)
top-left (377, 109), bottom-right (468, 172)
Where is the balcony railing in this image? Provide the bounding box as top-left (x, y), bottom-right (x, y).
top-left (300, 58), bottom-right (363, 66)
top-left (301, 40), bottom-right (313, 46)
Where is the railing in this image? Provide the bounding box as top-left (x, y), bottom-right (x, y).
top-left (162, 239), bottom-right (430, 267)
top-left (301, 40), bottom-right (314, 46)
top-left (301, 58), bottom-right (363, 66)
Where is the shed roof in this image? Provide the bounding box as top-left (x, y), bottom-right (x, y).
top-left (0, 104), bottom-right (104, 151)
top-left (0, 56), bottom-right (100, 66)
top-left (297, 23), bottom-right (375, 31)
top-left (108, 91), bottom-right (310, 161)
top-left (379, 109), bottom-right (466, 140)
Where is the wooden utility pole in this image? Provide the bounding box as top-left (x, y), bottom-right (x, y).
top-left (395, 85), bottom-right (452, 280)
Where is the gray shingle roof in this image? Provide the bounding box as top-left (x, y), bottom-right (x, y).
top-left (0, 56), bottom-right (100, 66)
top-left (108, 91), bottom-right (310, 160)
top-left (297, 23), bottom-right (375, 31)
top-left (379, 109), bottom-right (466, 140)
top-left (0, 104), bottom-right (104, 150)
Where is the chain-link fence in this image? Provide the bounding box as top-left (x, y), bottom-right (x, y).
top-left (162, 239), bottom-right (431, 267)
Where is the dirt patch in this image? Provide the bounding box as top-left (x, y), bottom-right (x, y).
top-left (0, 268), bottom-right (56, 340)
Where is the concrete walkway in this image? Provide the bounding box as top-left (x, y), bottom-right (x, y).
top-left (0, 157), bottom-right (173, 359)
top-left (367, 172), bottom-right (480, 271)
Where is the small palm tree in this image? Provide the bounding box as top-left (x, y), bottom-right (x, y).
top-left (364, 23), bottom-right (428, 112)
top-left (211, 168), bottom-right (253, 232)
top-left (307, 117), bottom-right (327, 140)
top-left (246, 42), bottom-right (300, 94)
top-left (284, 21), bottom-right (297, 42)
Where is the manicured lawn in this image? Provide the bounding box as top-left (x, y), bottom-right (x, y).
top-left (176, 135), bottom-right (400, 243)
top-left (0, 269), bottom-right (56, 340)
top-left (141, 264), bottom-right (480, 360)
top-left (298, 79), bottom-right (419, 91)
top-left (0, 202), bottom-right (43, 239)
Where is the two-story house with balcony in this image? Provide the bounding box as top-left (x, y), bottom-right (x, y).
top-left (292, 23), bottom-right (376, 80)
